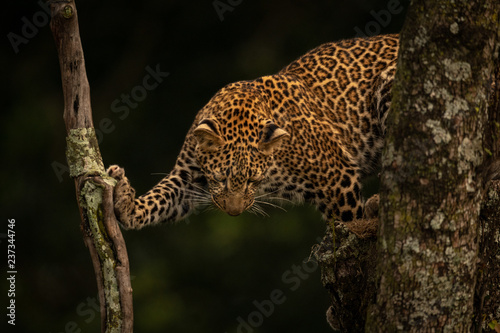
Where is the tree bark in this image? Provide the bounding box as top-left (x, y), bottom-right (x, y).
top-left (473, 52), bottom-right (500, 333)
top-left (475, 181), bottom-right (500, 332)
top-left (314, 222), bottom-right (378, 332)
top-left (315, 1), bottom-right (500, 332)
top-left (49, 1), bottom-right (133, 332)
top-left (366, 0), bottom-right (499, 331)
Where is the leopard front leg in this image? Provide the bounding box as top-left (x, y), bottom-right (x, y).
top-left (107, 164), bottom-right (198, 229)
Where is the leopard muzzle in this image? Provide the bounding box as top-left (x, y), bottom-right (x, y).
top-left (213, 191), bottom-right (254, 216)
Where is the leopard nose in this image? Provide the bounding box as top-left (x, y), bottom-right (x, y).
top-left (226, 208), bottom-right (244, 216)
top-left (215, 192), bottom-right (252, 216)
top-left (224, 196), bottom-right (246, 216)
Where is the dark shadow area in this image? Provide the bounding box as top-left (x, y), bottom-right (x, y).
top-left (2, 1), bottom-right (405, 331)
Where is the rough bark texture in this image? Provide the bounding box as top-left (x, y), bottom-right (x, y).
top-left (314, 223), bottom-right (377, 332)
top-left (315, 1), bottom-right (500, 332)
top-left (366, 0), bottom-right (499, 331)
top-left (49, 1), bottom-right (133, 332)
top-left (473, 54), bottom-right (500, 333)
top-left (475, 181), bottom-right (500, 332)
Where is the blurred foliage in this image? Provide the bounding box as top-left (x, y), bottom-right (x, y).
top-left (2, 1), bottom-right (405, 332)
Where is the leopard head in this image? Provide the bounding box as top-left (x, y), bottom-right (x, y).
top-left (193, 86), bottom-right (289, 216)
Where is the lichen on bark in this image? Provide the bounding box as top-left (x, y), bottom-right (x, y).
top-left (66, 128), bottom-right (122, 331)
top-left (364, 0), bottom-right (500, 331)
top-left (81, 180), bottom-right (122, 332)
top-left (66, 128), bottom-right (105, 177)
top-left (314, 223), bottom-right (378, 332)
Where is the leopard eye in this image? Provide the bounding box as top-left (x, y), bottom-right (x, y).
top-left (213, 174), bottom-right (226, 183)
top-left (250, 168), bottom-right (263, 179)
top-left (247, 174), bottom-right (263, 185)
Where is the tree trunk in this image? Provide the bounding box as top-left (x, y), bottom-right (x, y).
top-left (49, 1), bottom-right (133, 332)
top-left (365, 0), bottom-right (499, 331)
top-left (315, 1), bottom-right (500, 332)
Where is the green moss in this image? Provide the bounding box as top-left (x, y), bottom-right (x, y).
top-left (66, 128), bottom-right (105, 178)
top-left (66, 126), bottom-right (123, 331)
top-left (81, 180), bottom-right (122, 332)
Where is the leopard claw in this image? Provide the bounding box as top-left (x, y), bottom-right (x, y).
top-left (107, 165), bottom-right (125, 180)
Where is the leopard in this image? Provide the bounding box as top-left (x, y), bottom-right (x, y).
top-left (107, 34), bottom-right (399, 230)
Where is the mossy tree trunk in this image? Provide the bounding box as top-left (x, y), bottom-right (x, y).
top-left (50, 1), bottom-right (133, 332)
top-left (316, 1), bottom-right (499, 332)
top-left (366, 0), bottom-right (500, 331)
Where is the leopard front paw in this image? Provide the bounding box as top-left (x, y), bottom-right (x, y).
top-left (107, 165), bottom-right (136, 229)
top-left (107, 164), bottom-right (126, 181)
top-left (363, 194), bottom-right (379, 219)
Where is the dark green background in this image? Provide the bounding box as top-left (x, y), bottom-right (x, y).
top-left (2, 1), bottom-right (405, 332)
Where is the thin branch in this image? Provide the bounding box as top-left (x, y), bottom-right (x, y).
top-left (49, 1), bottom-right (133, 332)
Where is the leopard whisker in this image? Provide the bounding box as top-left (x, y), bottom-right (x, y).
top-left (185, 195), bottom-right (211, 204)
top-left (150, 172), bottom-right (169, 176)
top-left (202, 205), bottom-right (217, 213)
top-left (248, 203), bottom-right (270, 217)
top-left (150, 173), bottom-right (211, 199)
top-left (182, 186), bottom-right (210, 198)
top-left (261, 196), bottom-right (294, 205)
top-left (254, 188), bottom-right (281, 199)
top-left (254, 199), bottom-right (287, 212)
top-left (186, 182), bottom-right (211, 196)
top-left (181, 187), bottom-right (213, 209)
top-left (189, 198), bottom-right (213, 205)
top-left (183, 189), bottom-right (209, 199)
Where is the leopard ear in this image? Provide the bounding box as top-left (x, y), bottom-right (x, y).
top-left (193, 119), bottom-right (223, 151)
top-left (258, 122), bottom-right (290, 155)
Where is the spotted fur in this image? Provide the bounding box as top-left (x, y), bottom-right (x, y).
top-left (108, 34), bottom-right (399, 229)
